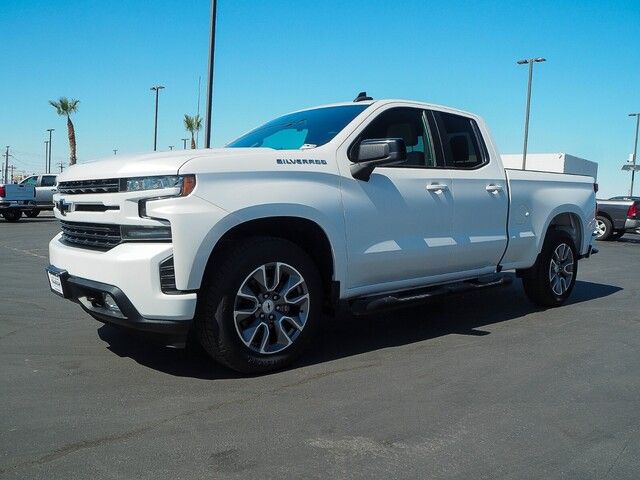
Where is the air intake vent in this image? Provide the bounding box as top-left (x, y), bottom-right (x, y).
top-left (61, 221), bottom-right (122, 250)
top-left (159, 257), bottom-right (178, 294)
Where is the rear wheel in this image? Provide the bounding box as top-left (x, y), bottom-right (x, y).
top-left (195, 237), bottom-right (323, 374)
top-left (24, 209), bottom-right (40, 218)
top-left (522, 230), bottom-right (577, 307)
top-left (2, 210), bottom-right (22, 222)
top-left (595, 216), bottom-right (613, 240)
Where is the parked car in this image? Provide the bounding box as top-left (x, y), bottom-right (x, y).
top-left (0, 182), bottom-right (36, 222)
top-left (19, 174), bottom-right (57, 217)
top-left (46, 97), bottom-right (598, 373)
top-left (595, 196), bottom-right (640, 240)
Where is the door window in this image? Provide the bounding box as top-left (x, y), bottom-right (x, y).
top-left (20, 176), bottom-right (38, 186)
top-left (41, 175), bottom-right (57, 187)
top-left (435, 112), bottom-right (487, 169)
top-left (353, 107), bottom-right (440, 168)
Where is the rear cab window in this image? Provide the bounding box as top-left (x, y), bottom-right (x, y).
top-left (434, 111), bottom-right (488, 169)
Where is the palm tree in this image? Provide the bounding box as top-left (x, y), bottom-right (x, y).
top-left (49, 97), bottom-right (80, 165)
top-left (183, 114), bottom-right (202, 149)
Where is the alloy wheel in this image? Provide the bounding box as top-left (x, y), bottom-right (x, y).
top-left (233, 262), bottom-right (310, 354)
top-left (548, 243), bottom-right (574, 296)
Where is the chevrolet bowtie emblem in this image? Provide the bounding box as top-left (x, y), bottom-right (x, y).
top-left (56, 199), bottom-right (70, 216)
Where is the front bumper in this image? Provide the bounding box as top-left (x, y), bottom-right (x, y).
top-left (46, 266), bottom-right (192, 344)
top-left (48, 234), bottom-right (197, 337)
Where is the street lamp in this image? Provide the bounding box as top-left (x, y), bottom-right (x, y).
top-left (517, 57), bottom-right (546, 170)
top-left (628, 113), bottom-right (640, 196)
top-left (204, 0), bottom-right (217, 149)
top-left (168, 145), bottom-right (174, 151)
top-left (44, 140), bottom-right (50, 173)
top-left (182, 138), bottom-right (189, 149)
top-left (46, 128), bottom-right (55, 173)
top-left (150, 85), bottom-right (165, 151)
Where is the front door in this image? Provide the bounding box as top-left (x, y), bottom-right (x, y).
top-left (339, 106), bottom-right (455, 292)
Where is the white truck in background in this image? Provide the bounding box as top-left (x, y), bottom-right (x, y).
top-left (46, 96), bottom-right (598, 373)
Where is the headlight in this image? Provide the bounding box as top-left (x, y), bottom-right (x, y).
top-left (122, 175), bottom-right (196, 196)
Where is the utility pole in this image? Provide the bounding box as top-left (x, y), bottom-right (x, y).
top-left (517, 57), bottom-right (546, 170)
top-left (45, 140), bottom-right (50, 174)
top-left (3, 146), bottom-right (9, 184)
top-left (628, 113), bottom-right (640, 197)
top-left (182, 138), bottom-right (189, 149)
top-left (150, 85), bottom-right (165, 151)
top-left (57, 161), bottom-right (64, 173)
top-left (9, 165), bottom-right (15, 183)
top-left (47, 128), bottom-right (55, 173)
top-left (204, 0), bottom-right (217, 149)
top-left (113, 148), bottom-right (118, 155)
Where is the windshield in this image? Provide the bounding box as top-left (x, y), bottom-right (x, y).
top-left (227, 104), bottom-right (369, 150)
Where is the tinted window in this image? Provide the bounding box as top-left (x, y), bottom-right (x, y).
top-left (228, 104), bottom-right (369, 150)
top-left (20, 176), bottom-right (37, 186)
top-left (41, 175), bottom-right (56, 187)
top-left (436, 112), bottom-right (486, 169)
top-left (355, 108), bottom-right (439, 168)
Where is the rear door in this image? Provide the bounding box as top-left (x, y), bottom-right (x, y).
top-left (433, 111), bottom-right (509, 273)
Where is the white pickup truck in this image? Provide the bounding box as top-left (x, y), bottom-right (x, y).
top-left (47, 97), bottom-right (598, 373)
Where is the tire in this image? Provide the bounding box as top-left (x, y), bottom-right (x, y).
top-left (609, 231), bottom-right (625, 241)
top-left (24, 209), bottom-right (40, 218)
top-left (521, 230), bottom-right (578, 307)
top-left (195, 237), bottom-right (323, 374)
top-left (594, 216), bottom-right (613, 241)
top-left (2, 210), bottom-right (22, 222)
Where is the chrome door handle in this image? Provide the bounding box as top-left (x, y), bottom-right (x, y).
top-left (485, 184), bottom-right (503, 193)
top-left (426, 183), bottom-right (449, 193)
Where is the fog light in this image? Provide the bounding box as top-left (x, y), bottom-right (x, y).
top-left (103, 293), bottom-right (122, 315)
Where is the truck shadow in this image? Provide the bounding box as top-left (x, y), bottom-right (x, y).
top-left (97, 276), bottom-right (622, 380)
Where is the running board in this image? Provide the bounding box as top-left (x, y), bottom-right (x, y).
top-left (349, 275), bottom-right (512, 316)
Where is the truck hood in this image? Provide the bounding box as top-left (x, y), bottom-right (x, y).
top-left (57, 148), bottom-right (271, 181)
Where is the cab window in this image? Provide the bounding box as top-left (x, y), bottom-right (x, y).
top-left (41, 175), bottom-right (57, 187)
top-left (435, 112), bottom-right (487, 169)
top-left (20, 176), bottom-right (38, 186)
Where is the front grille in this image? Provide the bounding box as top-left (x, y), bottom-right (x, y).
top-left (58, 179), bottom-right (121, 195)
top-left (159, 257), bottom-right (177, 294)
top-left (61, 221), bottom-right (122, 250)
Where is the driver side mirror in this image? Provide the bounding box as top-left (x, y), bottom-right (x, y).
top-left (350, 138), bottom-right (407, 181)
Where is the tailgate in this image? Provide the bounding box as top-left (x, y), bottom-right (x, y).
top-left (3, 184), bottom-right (35, 201)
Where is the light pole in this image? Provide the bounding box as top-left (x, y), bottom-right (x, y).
top-left (113, 148), bottom-right (118, 155)
top-left (168, 145), bottom-right (174, 151)
top-left (45, 140), bottom-right (50, 173)
top-left (46, 128), bottom-right (55, 173)
top-left (517, 57), bottom-right (546, 170)
top-left (150, 85), bottom-right (165, 151)
top-left (204, 0), bottom-right (217, 149)
top-left (181, 138), bottom-right (189, 149)
top-left (629, 113), bottom-right (640, 196)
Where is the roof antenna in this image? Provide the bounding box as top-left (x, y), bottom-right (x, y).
top-left (353, 91), bottom-right (373, 102)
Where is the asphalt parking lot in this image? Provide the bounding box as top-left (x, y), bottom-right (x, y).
top-left (1, 212), bottom-right (639, 479)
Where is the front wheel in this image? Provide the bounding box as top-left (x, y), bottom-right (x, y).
top-left (195, 237), bottom-right (323, 374)
top-left (521, 230), bottom-right (577, 307)
top-left (2, 210), bottom-right (22, 222)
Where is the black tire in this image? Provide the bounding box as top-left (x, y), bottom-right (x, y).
top-left (24, 209), bottom-right (40, 218)
top-left (595, 215), bottom-right (613, 241)
top-left (609, 231), bottom-right (624, 241)
top-left (521, 230), bottom-right (578, 307)
top-left (2, 210), bottom-right (22, 222)
top-left (195, 237), bottom-right (323, 374)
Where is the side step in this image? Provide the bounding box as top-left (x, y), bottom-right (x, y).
top-left (349, 275), bottom-right (512, 316)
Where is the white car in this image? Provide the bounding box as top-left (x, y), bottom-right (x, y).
top-left (47, 97), bottom-right (597, 373)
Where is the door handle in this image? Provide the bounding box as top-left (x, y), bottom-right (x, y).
top-left (426, 183), bottom-right (449, 193)
top-left (485, 184), bottom-right (503, 193)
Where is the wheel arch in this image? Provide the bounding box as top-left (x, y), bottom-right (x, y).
top-left (199, 216), bottom-right (339, 308)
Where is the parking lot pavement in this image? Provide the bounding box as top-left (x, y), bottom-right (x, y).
top-left (1, 213), bottom-right (639, 479)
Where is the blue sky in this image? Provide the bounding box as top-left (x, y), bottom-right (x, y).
top-left (1, 0), bottom-right (638, 197)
